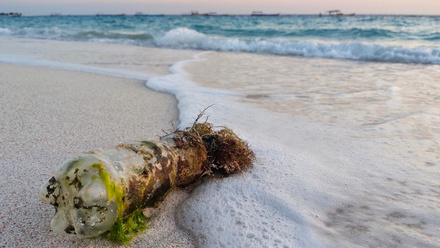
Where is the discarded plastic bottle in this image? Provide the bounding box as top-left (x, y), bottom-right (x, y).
top-left (39, 122), bottom-right (254, 243)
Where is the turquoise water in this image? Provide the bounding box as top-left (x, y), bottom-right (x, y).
top-left (1, 15), bottom-right (440, 64)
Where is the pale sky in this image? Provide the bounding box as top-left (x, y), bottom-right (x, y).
top-left (2, 0), bottom-right (440, 16)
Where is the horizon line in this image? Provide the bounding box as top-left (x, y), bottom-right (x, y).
top-left (14, 13), bottom-right (440, 17)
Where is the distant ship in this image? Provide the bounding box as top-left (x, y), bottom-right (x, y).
top-left (96, 13), bottom-right (126, 17)
top-left (324, 10), bottom-right (355, 17)
top-left (190, 11), bottom-right (217, 16)
top-left (134, 12), bottom-right (165, 16)
top-left (251, 11), bottom-right (280, 17)
top-left (0, 12), bottom-right (22, 17)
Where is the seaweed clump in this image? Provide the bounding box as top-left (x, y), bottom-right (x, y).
top-left (170, 112), bottom-right (255, 179)
top-left (104, 210), bottom-right (149, 245)
top-left (93, 163), bottom-right (149, 245)
top-left (201, 124), bottom-right (255, 175)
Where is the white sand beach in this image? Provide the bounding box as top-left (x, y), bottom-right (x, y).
top-left (0, 63), bottom-right (195, 247)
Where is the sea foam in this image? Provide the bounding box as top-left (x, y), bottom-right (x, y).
top-left (0, 27), bottom-right (12, 35)
top-left (154, 28), bottom-right (440, 64)
top-left (146, 52), bottom-right (440, 247)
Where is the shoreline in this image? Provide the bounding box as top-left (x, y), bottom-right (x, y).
top-left (0, 36), bottom-right (199, 77)
top-left (0, 63), bottom-right (195, 247)
top-left (1, 34), bottom-right (439, 247)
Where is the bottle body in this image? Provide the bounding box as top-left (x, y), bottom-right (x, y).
top-left (39, 140), bottom-right (179, 237)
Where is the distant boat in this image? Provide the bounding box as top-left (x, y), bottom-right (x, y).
top-left (0, 12), bottom-right (22, 17)
top-left (96, 13), bottom-right (126, 17)
top-left (190, 11), bottom-right (217, 16)
top-left (325, 10), bottom-right (355, 17)
top-left (251, 11), bottom-right (280, 17)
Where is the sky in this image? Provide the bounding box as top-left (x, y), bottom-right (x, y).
top-left (2, 0), bottom-right (440, 16)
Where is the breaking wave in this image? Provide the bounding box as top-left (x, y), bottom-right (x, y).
top-left (2, 23), bottom-right (440, 64)
top-left (155, 28), bottom-right (440, 64)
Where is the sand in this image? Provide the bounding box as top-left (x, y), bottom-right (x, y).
top-left (0, 36), bottom-right (198, 76)
top-left (0, 63), bottom-right (195, 247)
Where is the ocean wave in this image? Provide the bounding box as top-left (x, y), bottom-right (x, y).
top-left (1, 26), bottom-right (156, 46)
top-left (154, 28), bottom-right (440, 64)
top-left (5, 27), bottom-right (154, 42)
top-left (1, 24), bottom-right (439, 64)
top-left (424, 32), bottom-right (440, 41)
top-left (73, 30), bottom-right (153, 41)
top-left (188, 24), bottom-right (401, 40)
top-left (286, 27), bottom-right (398, 39)
top-left (0, 27), bottom-right (12, 35)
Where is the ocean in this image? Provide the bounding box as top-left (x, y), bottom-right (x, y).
top-left (1, 15), bottom-right (439, 247)
top-left (1, 15), bottom-right (440, 64)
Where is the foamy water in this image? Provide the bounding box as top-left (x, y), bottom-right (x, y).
top-left (1, 33), bottom-right (439, 247)
top-left (185, 52), bottom-right (440, 166)
top-left (148, 51), bottom-right (440, 247)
